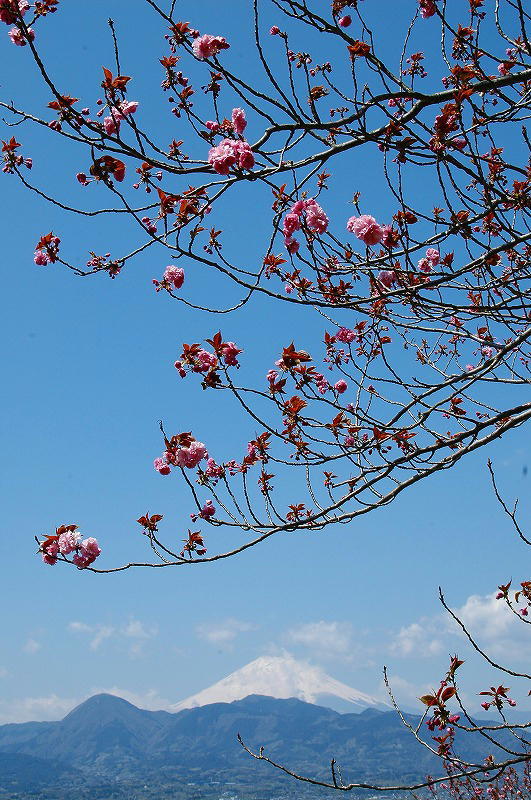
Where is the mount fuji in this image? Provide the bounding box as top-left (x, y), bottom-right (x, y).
top-left (171, 653), bottom-right (390, 713)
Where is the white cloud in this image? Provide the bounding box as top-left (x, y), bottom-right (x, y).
top-left (92, 686), bottom-right (171, 711)
top-left (390, 622), bottom-right (443, 658)
top-left (196, 618), bottom-right (256, 647)
top-left (0, 693), bottom-right (80, 724)
top-left (23, 638), bottom-right (41, 655)
top-left (0, 686), bottom-right (172, 725)
top-left (285, 621), bottom-right (354, 658)
top-left (68, 618), bottom-right (157, 654)
top-left (123, 619), bottom-right (157, 640)
top-left (450, 593), bottom-right (514, 640)
top-left (69, 621), bottom-right (114, 651)
top-left (388, 592), bottom-right (529, 666)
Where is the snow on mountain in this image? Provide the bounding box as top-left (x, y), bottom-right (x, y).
top-left (171, 654), bottom-right (390, 714)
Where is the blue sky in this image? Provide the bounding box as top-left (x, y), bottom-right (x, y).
top-left (0, 0), bottom-right (529, 724)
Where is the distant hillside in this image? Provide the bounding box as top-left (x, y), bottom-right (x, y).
top-left (0, 694), bottom-right (509, 800)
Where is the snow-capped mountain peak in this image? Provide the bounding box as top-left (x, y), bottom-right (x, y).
top-left (171, 654), bottom-right (390, 713)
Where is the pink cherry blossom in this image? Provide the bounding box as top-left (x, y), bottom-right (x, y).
top-left (154, 457), bottom-right (171, 475)
top-left (34, 250), bottom-right (50, 266)
top-left (425, 248), bottom-right (440, 265)
top-left (196, 349), bottom-right (217, 372)
top-left (381, 224), bottom-right (397, 248)
top-left (285, 237), bottom-right (300, 255)
top-left (176, 441), bottom-right (208, 469)
top-left (71, 537), bottom-right (101, 568)
top-left (42, 539), bottom-right (59, 565)
top-left (231, 107), bottom-right (247, 135)
top-left (221, 341), bottom-right (242, 366)
top-left (418, 0), bottom-right (437, 18)
top-left (232, 139), bottom-right (254, 170)
top-left (378, 270), bottom-right (396, 288)
top-left (334, 379), bottom-right (348, 394)
top-left (163, 265), bottom-right (185, 289)
top-left (192, 34), bottom-right (230, 60)
top-left (304, 199), bottom-right (329, 234)
top-left (200, 500), bottom-right (216, 519)
top-left (81, 537), bottom-right (101, 560)
top-left (58, 530), bottom-right (81, 555)
top-left (204, 457), bottom-right (224, 481)
top-left (0, 0), bottom-right (29, 24)
top-left (208, 138), bottom-right (254, 174)
top-left (207, 141), bottom-right (235, 174)
top-left (8, 24), bottom-right (33, 45)
top-left (103, 115), bottom-right (120, 135)
top-left (283, 212), bottom-right (301, 236)
top-left (347, 214), bottom-right (384, 246)
top-left (120, 100), bottom-right (139, 116)
top-left (336, 327), bottom-right (356, 343)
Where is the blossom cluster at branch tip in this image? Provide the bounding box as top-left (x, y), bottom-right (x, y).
top-left (191, 500), bottom-right (216, 522)
top-left (192, 33), bottom-right (230, 60)
top-left (208, 137), bottom-right (254, 175)
top-left (231, 107), bottom-right (247, 135)
top-left (1, 136), bottom-right (32, 173)
top-left (1, 0), bottom-right (34, 45)
top-left (102, 100), bottom-right (139, 136)
top-left (282, 197), bottom-right (329, 253)
top-left (346, 214), bottom-right (384, 246)
top-left (162, 264), bottom-right (185, 290)
top-left (39, 524), bottom-right (101, 569)
top-left (0, 0), bottom-right (29, 23)
top-left (154, 435), bottom-right (208, 476)
top-left (8, 23), bottom-right (34, 45)
top-left (34, 232), bottom-right (60, 265)
top-left (418, 0), bottom-right (437, 18)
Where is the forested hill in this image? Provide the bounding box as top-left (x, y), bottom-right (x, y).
top-left (0, 694), bottom-right (507, 800)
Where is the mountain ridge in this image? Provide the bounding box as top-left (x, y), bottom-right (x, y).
top-left (0, 692), bottom-right (509, 800)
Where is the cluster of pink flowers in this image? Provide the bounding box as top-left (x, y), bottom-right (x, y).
top-left (176, 442), bottom-right (208, 467)
top-left (40, 525), bottom-right (101, 569)
top-left (1, 136), bottom-right (32, 173)
top-left (221, 341), bottom-right (241, 366)
top-left (208, 137), bottom-right (254, 175)
top-left (335, 379), bottom-right (348, 394)
top-left (231, 107), bottom-right (247, 135)
top-left (282, 198), bottom-right (329, 253)
top-left (8, 23), bottom-right (33, 44)
top-left (417, 247), bottom-right (440, 273)
top-left (192, 33), bottom-right (230, 60)
top-left (1, 0), bottom-right (34, 45)
top-left (418, 0), bottom-right (437, 18)
top-left (191, 500), bottom-right (216, 522)
top-left (34, 233), bottom-right (60, 265)
top-left (377, 270), bottom-right (397, 289)
top-left (346, 214), bottom-right (385, 246)
top-left (0, 0), bottom-right (28, 22)
top-left (154, 439), bottom-right (208, 475)
top-left (203, 457), bottom-right (224, 483)
top-left (157, 264), bottom-right (185, 290)
top-left (102, 100), bottom-right (139, 136)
